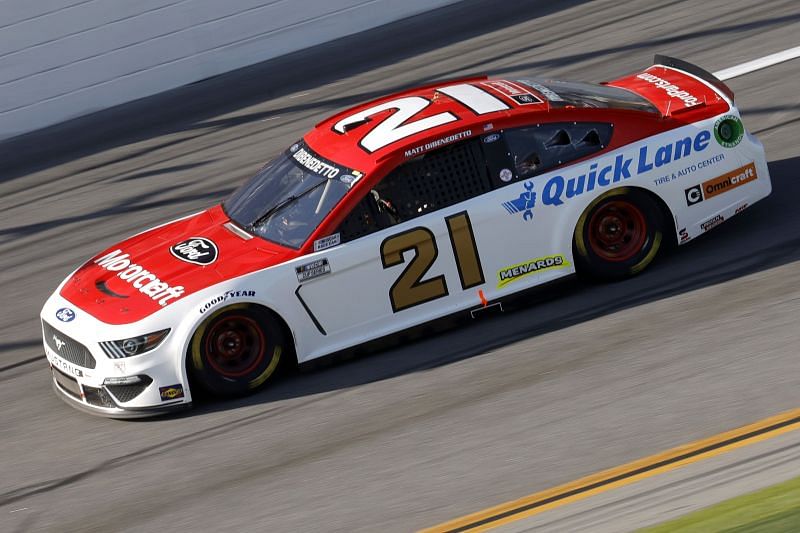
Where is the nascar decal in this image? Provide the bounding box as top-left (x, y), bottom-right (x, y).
top-left (685, 162), bottom-right (757, 206)
top-left (296, 258), bottom-right (331, 282)
top-left (504, 129), bottom-right (713, 216)
top-left (497, 255), bottom-right (569, 288)
top-left (95, 250), bottom-right (184, 306)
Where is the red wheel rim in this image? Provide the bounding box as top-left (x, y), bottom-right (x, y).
top-left (205, 315), bottom-right (266, 378)
top-left (587, 200), bottom-right (648, 262)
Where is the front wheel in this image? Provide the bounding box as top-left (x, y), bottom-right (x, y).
top-left (188, 304), bottom-right (285, 397)
top-left (573, 188), bottom-right (664, 280)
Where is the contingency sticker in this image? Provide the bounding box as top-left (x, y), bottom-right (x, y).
top-left (296, 259), bottom-right (331, 282)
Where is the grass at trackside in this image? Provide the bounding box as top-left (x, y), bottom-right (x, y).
top-left (641, 475), bottom-right (800, 532)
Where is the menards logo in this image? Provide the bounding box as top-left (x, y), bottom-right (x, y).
top-left (94, 249), bottom-right (184, 306)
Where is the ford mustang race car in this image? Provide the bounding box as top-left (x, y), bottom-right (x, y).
top-left (41, 56), bottom-right (770, 417)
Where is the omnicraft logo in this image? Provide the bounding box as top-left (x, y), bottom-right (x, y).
top-left (94, 250), bottom-right (184, 306)
top-left (636, 72), bottom-right (701, 107)
top-left (685, 162), bottom-right (758, 206)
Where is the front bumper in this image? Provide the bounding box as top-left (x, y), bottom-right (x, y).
top-left (41, 292), bottom-right (193, 418)
top-left (49, 365), bottom-right (190, 418)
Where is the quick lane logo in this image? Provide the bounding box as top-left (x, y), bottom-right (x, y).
top-left (94, 249), bottom-right (185, 306)
top-left (497, 255), bottom-right (569, 288)
top-left (685, 162), bottom-right (758, 206)
top-left (503, 181), bottom-right (536, 221)
top-left (504, 130), bottom-right (712, 215)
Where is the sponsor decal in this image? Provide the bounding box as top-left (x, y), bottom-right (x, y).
top-left (734, 203), bottom-right (749, 215)
top-left (502, 181), bottom-right (536, 221)
top-left (159, 384), bottom-right (184, 401)
top-left (714, 115), bottom-right (744, 148)
top-left (701, 214), bottom-right (724, 232)
top-left (404, 130), bottom-right (473, 158)
top-left (679, 228), bottom-right (690, 243)
top-left (497, 255), bottom-right (569, 288)
top-left (499, 168), bottom-right (513, 182)
top-left (519, 130), bottom-right (712, 210)
top-left (49, 353), bottom-right (84, 378)
top-left (314, 233), bottom-right (341, 252)
top-left (636, 72), bottom-right (701, 107)
top-left (56, 308), bottom-right (75, 322)
top-left (94, 249), bottom-right (185, 306)
top-left (517, 80), bottom-right (564, 102)
top-left (295, 258), bottom-right (331, 282)
top-left (199, 290), bottom-right (257, 314)
top-left (170, 237), bottom-right (218, 265)
top-left (653, 153), bottom-right (725, 185)
top-left (481, 80), bottom-right (542, 105)
top-left (684, 162), bottom-right (757, 206)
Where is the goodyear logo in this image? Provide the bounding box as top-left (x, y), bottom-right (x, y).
top-left (497, 255), bottom-right (569, 288)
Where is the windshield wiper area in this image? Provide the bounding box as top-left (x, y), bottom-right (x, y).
top-left (249, 180), bottom-right (327, 230)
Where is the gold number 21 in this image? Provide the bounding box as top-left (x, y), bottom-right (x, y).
top-left (380, 211), bottom-right (484, 312)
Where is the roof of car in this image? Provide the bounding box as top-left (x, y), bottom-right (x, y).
top-left (304, 75), bottom-right (558, 173)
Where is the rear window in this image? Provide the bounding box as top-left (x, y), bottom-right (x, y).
top-left (517, 79), bottom-right (658, 113)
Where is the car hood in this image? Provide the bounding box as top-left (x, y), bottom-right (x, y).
top-left (59, 205), bottom-right (297, 325)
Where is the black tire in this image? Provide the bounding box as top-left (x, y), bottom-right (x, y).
top-left (573, 187), bottom-right (664, 280)
top-left (188, 304), bottom-right (285, 397)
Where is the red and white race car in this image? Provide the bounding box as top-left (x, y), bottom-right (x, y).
top-left (41, 56), bottom-right (770, 416)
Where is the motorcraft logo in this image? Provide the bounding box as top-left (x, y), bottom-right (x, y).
top-left (55, 308), bottom-right (75, 322)
top-left (170, 237), bottom-right (218, 265)
top-left (685, 162), bottom-right (757, 206)
top-left (94, 249), bottom-right (184, 306)
top-left (504, 129), bottom-right (712, 215)
top-left (497, 255), bottom-right (569, 288)
top-left (636, 72), bottom-right (701, 107)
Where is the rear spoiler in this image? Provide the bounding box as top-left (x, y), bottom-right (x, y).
top-left (653, 54), bottom-right (734, 103)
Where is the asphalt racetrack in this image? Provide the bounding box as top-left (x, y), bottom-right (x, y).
top-left (2, 0), bottom-right (800, 531)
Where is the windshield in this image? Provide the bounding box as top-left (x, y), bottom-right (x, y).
top-left (517, 79), bottom-right (658, 113)
top-left (224, 141), bottom-right (363, 249)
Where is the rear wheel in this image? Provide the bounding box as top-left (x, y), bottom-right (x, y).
top-left (188, 304), bottom-right (285, 397)
top-left (573, 188), bottom-right (664, 280)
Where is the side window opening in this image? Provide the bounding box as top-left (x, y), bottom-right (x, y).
top-left (503, 122), bottom-right (613, 180)
top-left (337, 139), bottom-right (492, 242)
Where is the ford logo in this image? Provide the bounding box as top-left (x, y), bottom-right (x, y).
top-left (170, 237), bottom-right (218, 265)
top-left (56, 308), bottom-right (75, 322)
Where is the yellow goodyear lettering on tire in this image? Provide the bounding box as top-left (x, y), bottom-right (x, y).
top-left (249, 346), bottom-right (282, 389)
top-left (574, 188), bottom-right (631, 258)
top-left (191, 303), bottom-right (252, 371)
top-left (630, 230), bottom-right (662, 274)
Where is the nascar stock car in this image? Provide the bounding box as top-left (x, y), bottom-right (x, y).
top-left (41, 55), bottom-right (770, 416)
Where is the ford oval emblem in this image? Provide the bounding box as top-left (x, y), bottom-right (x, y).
top-left (56, 308), bottom-right (75, 322)
top-left (170, 237), bottom-right (218, 265)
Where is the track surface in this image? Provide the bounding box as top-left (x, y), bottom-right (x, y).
top-left (2, 0), bottom-right (800, 531)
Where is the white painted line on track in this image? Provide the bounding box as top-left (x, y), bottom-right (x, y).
top-left (714, 45), bottom-right (800, 80)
